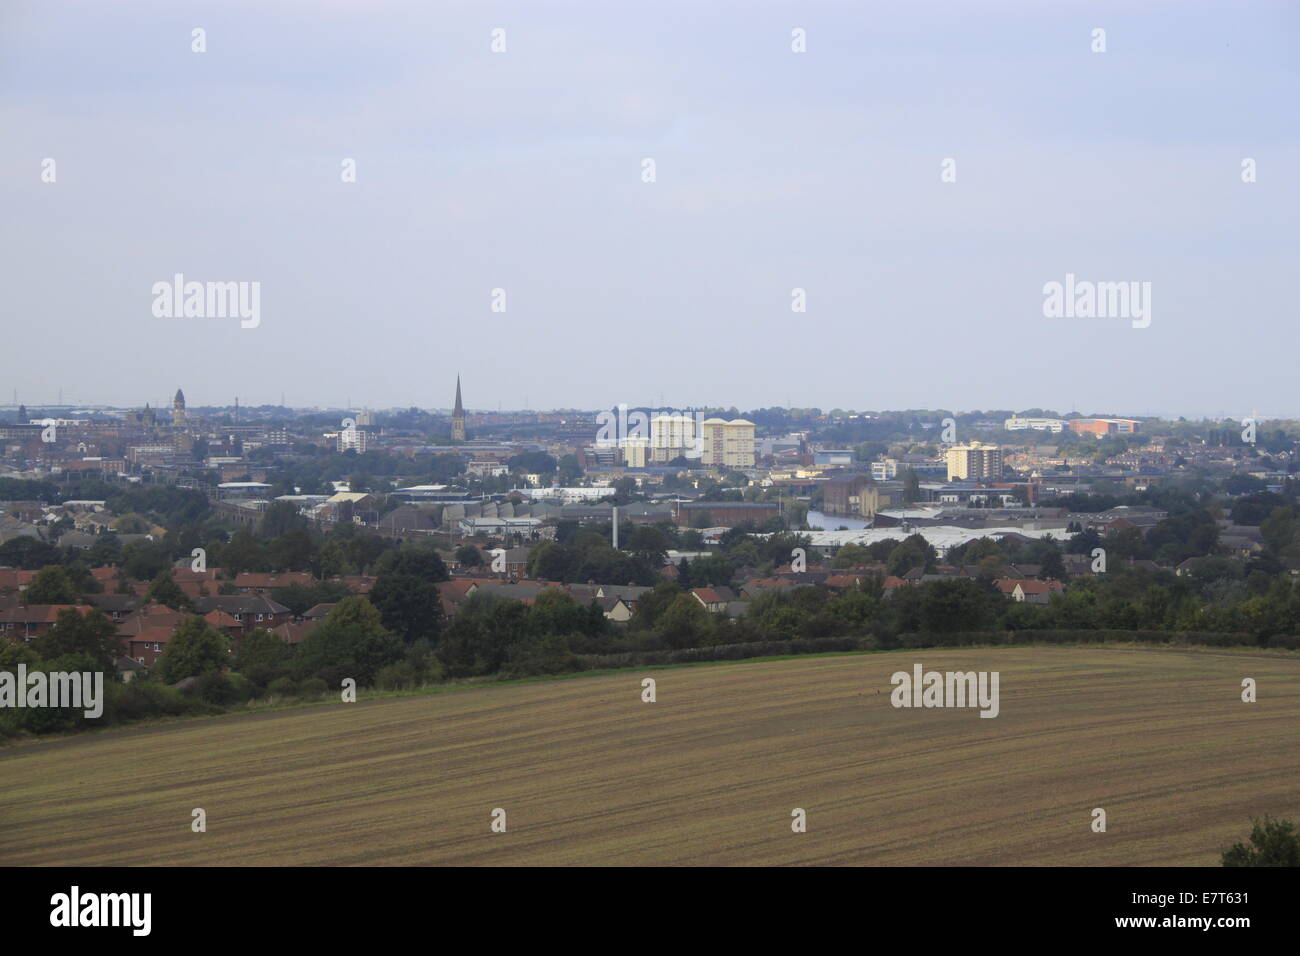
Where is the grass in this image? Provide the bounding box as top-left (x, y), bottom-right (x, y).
top-left (1, 644), bottom-right (1296, 865)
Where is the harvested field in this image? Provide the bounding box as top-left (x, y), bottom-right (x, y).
top-left (2, 645), bottom-right (1297, 865)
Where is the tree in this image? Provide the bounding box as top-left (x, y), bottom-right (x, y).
top-left (886, 534), bottom-right (936, 576)
top-left (527, 540), bottom-right (576, 582)
top-left (145, 570), bottom-right (191, 611)
top-left (260, 500), bottom-right (307, 538)
top-left (0, 536), bottom-right (63, 570)
top-left (374, 546), bottom-right (449, 582)
top-left (268, 528), bottom-right (315, 571)
top-left (833, 543), bottom-right (875, 569)
top-left (557, 454), bottom-right (582, 485)
top-left (316, 539), bottom-right (351, 578)
top-left (1039, 549), bottom-right (1066, 581)
top-left (85, 533), bottom-right (123, 568)
top-left (369, 573), bottom-right (444, 644)
top-left (112, 513), bottom-right (151, 534)
top-left (435, 594), bottom-right (529, 676)
top-left (1222, 816), bottom-right (1300, 867)
top-left (455, 545), bottom-right (484, 568)
top-left (221, 529), bottom-right (269, 575)
top-left (902, 468), bottom-right (921, 505)
top-left (294, 596), bottom-right (403, 685)
top-left (25, 566), bottom-right (79, 604)
top-left (626, 525), bottom-right (669, 565)
top-left (121, 541), bottom-right (173, 581)
top-left (658, 594), bottom-right (710, 649)
top-left (508, 451), bottom-right (557, 475)
top-left (233, 628), bottom-right (291, 672)
top-left (32, 609), bottom-right (120, 672)
top-left (156, 616), bottom-right (231, 683)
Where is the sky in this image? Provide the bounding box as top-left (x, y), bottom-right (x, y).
top-left (2, 0), bottom-right (1297, 419)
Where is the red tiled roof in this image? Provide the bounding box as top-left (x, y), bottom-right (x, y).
top-left (0, 604), bottom-right (93, 624)
top-left (270, 620), bottom-right (316, 645)
top-left (203, 609), bottom-right (242, 629)
top-left (126, 624), bottom-right (176, 646)
top-left (234, 571), bottom-right (316, 590)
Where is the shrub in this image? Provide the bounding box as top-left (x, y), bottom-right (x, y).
top-left (298, 677), bottom-right (328, 700)
top-left (266, 676), bottom-right (299, 698)
top-left (503, 634), bottom-right (578, 678)
top-left (240, 664), bottom-right (287, 693)
top-left (1222, 816), bottom-right (1300, 866)
top-left (106, 679), bottom-right (192, 722)
top-left (191, 673), bottom-right (239, 706)
top-left (375, 661), bottom-right (417, 691)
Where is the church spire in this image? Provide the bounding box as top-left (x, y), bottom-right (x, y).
top-left (451, 375), bottom-right (466, 441)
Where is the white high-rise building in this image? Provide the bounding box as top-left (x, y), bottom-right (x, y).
top-left (700, 418), bottom-right (756, 468)
top-left (946, 441), bottom-right (1003, 481)
top-left (649, 413), bottom-right (699, 463)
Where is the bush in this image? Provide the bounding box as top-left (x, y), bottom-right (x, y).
top-left (298, 677), bottom-right (328, 700)
top-left (240, 664), bottom-right (288, 693)
top-left (574, 637), bottom-right (862, 670)
top-left (225, 672), bottom-right (255, 703)
top-left (503, 634), bottom-right (578, 678)
top-left (105, 679), bottom-right (192, 722)
top-left (1222, 816), bottom-right (1300, 866)
top-left (191, 673), bottom-right (239, 706)
top-left (266, 676), bottom-right (299, 698)
top-left (375, 661), bottom-right (417, 691)
top-left (895, 629), bottom-right (1255, 649)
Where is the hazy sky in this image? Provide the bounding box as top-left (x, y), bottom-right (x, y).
top-left (3, 0), bottom-right (1297, 418)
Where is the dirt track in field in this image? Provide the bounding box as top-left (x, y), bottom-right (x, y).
top-left (2, 645), bottom-right (1297, 866)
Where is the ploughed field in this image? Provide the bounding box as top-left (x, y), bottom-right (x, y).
top-left (2, 646), bottom-right (1297, 866)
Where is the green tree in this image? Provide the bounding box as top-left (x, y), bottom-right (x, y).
top-left (85, 533), bottom-right (123, 568)
top-left (1039, 549), bottom-right (1066, 581)
top-left (120, 541), bottom-right (173, 581)
top-left (268, 528), bottom-right (316, 571)
top-left (455, 544), bottom-right (484, 568)
top-left (1221, 816), bottom-right (1300, 867)
top-left (221, 529), bottom-right (269, 575)
top-left (902, 467), bottom-right (921, 505)
top-left (832, 543), bottom-right (875, 569)
top-left (233, 628), bottom-right (291, 672)
top-left (24, 566), bottom-right (79, 604)
top-left (886, 534), bottom-right (936, 576)
top-left (145, 569), bottom-right (191, 611)
top-left (157, 616), bottom-right (231, 682)
top-left (369, 573), bottom-right (444, 644)
top-left (0, 536), bottom-right (62, 569)
top-left (294, 596), bottom-right (403, 685)
top-left (374, 546), bottom-right (449, 582)
top-left (626, 525), bottom-right (669, 565)
top-left (31, 608), bottom-right (120, 672)
top-left (658, 594), bottom-right (710, 649)
top-left (260, 500), bottom-right (307, 538)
